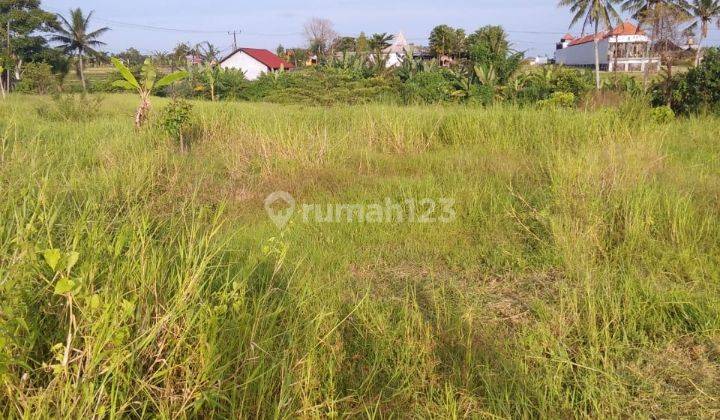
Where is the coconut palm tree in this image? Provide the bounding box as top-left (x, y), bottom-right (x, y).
top-left (368, 33), bottom-right (395, 52)
top-left (196, 42), bottom-right (222, 64)
top-left (685, 0), bottom-right (720, 65)
top-left (559, 0), bottom-right (622, 90)
top-left (51, 9), bottom-right (110, 91)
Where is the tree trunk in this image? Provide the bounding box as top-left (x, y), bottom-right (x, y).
top-left (594, 21), bottom-right (601, 90)
top-left (695, 32), bottom-right (704, 67)
top-left (613, 34), bottom-right (620, 72)
top-left (79, 51), bottom-right (87, 92)
top-left (642, 21), bottom-right (656, 90)
top-left (664, 56), bottom-right (673, 107)
top-left (135, 94), bottom-right (151, 129)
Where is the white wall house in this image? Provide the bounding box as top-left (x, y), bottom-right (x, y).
top-left (219, 48), bottom-right (294, 80)
top-left (554, 22), bottom-right (660, 72)
top-left (383, 32), bottom-right (411, 68)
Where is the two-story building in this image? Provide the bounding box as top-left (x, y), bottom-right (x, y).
top-left (554, 22), bottom-right (660, 72)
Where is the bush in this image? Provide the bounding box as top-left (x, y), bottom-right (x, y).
top-left (551, 67), bottom-right (593, 100)
top-left (248, 69), bottom-right (400, 105)
top-left (652, 47), bottom-right (720, 115)
top-left (16, 62), bottom-right (59, 94)
top-left (158, 99), bottom-right (194, 151)
top-left (651, 105), bottom-right (675, 124)
top-left (511, 66), bottom-right (592, 105)
top-left (401, 70), bottom-right (455, 104)
top-left (538, 91), bottom-right (575, 109)
top-left (36, 94), bottom-right (103, 122)
top-left (602, 73), bottom-right (642, 95)
top-left (215, 69), bottom-right (249, 100)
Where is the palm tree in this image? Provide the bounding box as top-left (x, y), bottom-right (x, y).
top-left (196, 42), bottom-right (222, 64)
top-left (368, 33), bottom-right (394, 52)
top-left (559, 0), bottom-right (622, 90)
top-left (685, 0), bottom-right (720, 65)
top-left (51, 9), bottom-right (110, 91)
top-left (152, 50), bottom-right (171, 68)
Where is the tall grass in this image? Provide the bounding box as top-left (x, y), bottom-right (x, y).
top-left (1, 94), bottom-right (719, 417)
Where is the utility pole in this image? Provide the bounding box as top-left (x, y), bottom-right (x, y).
top-left (229, 30), bottom-right (240, 50)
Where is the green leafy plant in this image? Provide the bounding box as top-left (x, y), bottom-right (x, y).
top-left (538, 91), bottom-right (576, 109)
top-left (652, 47), bottom-right (720, 115)
top-left (41, 248), bottom-right (82, 374)
top-left (204, 65), bottom-right (219, 101)
top-left (111, 58), bottom-right (187, 128)
top-left (401, 69), bottom-right (455, 104)
top-left (15, 62), bottom-right (59, 95)
top-left (159, 98), bottom-right (194, 152)
top-left (602, 73), bottom-right (643, 95)
top-left (651, 105), bottom-right (675, 123)
top-left (0, 65), bottom-right (4, 99)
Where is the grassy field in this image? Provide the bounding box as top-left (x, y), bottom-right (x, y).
top-left (1, 94), bottom-right (719, 417)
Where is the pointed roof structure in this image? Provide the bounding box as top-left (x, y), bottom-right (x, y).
top-left (383, 32), bottom-right (410, 54)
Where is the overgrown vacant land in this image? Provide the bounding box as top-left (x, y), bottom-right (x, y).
top-left (1, 95), bottom-right (719, 417)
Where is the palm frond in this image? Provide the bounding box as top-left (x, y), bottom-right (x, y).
top-left (86, 27), bottom-right (111, 40)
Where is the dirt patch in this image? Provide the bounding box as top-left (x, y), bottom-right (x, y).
top-left (626, 336), bottom-right (720, 417)
top-left (348, 261), bottom-right (563, 330)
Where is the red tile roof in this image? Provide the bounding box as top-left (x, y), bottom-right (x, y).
top-left (568, 22), bottom-right (645, 46)
top-left (221, 48), bottom-right (294, 70)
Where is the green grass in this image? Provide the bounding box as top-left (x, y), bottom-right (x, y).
top-left (1, 94), bottom-right (720, 417)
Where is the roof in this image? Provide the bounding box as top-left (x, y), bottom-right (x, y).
top-left (186, 54), bottom-right (203, 65)
top-left (383, 32), bottom-right (410, 54)
top-left (568, 22), bottom-right (645, 47)
top-left (562, 33), bottom-right (575, 41)
top-left (220, 48), bottom-right (294, 69)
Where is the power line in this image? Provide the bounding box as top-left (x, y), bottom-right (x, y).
top-left (46, 8), bottom-right (233, 34)
top-left (92, 17), bottom-right (231, 35)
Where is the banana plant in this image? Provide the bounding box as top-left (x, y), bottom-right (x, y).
top-left (111, 58), bottom-right (188, 128)
top-left (474, 64), bottom-right (504, 102)
top-left (201, 64), bottom-right (220, 101)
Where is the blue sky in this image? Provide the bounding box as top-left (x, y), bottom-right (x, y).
top-left (46, 0), bottom-right (720, 57)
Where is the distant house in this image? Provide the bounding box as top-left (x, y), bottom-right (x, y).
top-left (531, 56), bottom-right (550, 66)
top-left (186, 54), bottom-right (203, 66)
top-left (219, 48), bottom-right (294, 80)
top-left (554, 22), bottom-right (660, 72)
top-left (382, 32), bottom-right (412, 67)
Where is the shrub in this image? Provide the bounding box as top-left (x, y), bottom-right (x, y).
top-left (538, 91), bottom-right (576, 109)
top-left (241, 68), bottom-right (400, 106)
top-left (652, 47), bottom-right (720, 115)
top-left (36, 94), bottom-right (103, 122)
top-left (651, 105), bottom-right (675, 124)
top-left (16, 62), bottom-right (59, 94)
top-left (602, 73), bottom-right (642, 95)
top-left (215, 69), bottom-right (249, 100)
top-left (551, 67), bottom-right (593, 100)
top-left (511, 66), bottom-right (592, 105)
top-left (401, 70), bottom-right (455, 104)
top-left (159, 99), bottom-right (194, 151)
